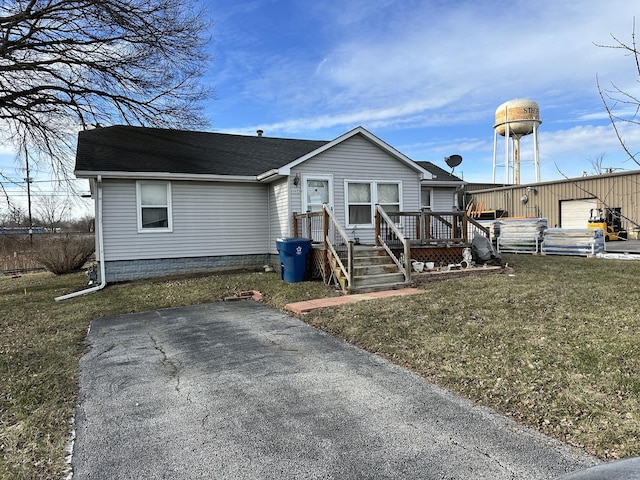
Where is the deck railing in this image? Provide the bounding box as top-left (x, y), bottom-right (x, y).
top-left (323, 205), bottom-right (353, 289)
top-left (377, 208), bottom-right (489, 245)
top-left (374, 205), bottom-right (411, 282)
top-left (293, 207), bottom-right (489, 288)
top-left (292, 211), bottom-right (324, 242)
top-left (293, 206), bottom-right (353, 289)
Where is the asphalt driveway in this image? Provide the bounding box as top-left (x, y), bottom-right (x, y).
top-left (72, 301), bottom-right (598, 479)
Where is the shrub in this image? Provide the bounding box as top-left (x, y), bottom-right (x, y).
top-left (34, 235), bottom-right (95, 275)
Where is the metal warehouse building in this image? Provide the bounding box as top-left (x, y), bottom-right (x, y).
top-left (465, 169), bottom-right (640, 236)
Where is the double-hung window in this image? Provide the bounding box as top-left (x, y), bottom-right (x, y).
top-left (420, 186), bottom-right (432, 210)
top-left (346, 181), bottom-right (401, 226)
top-left (347, 182), bottom-right (372, 225)
top-left (136, 181), bottom-right (172, 232)
top-left (377, 183), bottom-right (400, 214)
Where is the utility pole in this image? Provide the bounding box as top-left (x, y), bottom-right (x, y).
top-left (24, 147), bottom-right (33, 246)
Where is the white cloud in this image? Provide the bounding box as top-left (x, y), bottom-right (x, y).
top-left (209, 0), bottom-right (640, 185)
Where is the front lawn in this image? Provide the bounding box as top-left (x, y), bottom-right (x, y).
top-left (1, 255), bottom-right (638, 479)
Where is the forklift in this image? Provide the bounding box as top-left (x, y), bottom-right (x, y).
top-left (587, 207), bottom-right (628, 241)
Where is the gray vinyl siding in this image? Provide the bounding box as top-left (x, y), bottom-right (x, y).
top-left (268, 178), bottom-right (290, 254)
top-left (289, 134), bottom-right (422, 244)
top-left (101, 179), bottom-right (269, 261)
top-left (432, 188), bottom-right (457, 211)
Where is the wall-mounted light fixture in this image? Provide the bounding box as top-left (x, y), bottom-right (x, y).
top-left (293, 173), bottom-right (301, 186)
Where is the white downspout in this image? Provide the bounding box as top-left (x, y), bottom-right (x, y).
top-left (55, 175), bottom-right (107, 301)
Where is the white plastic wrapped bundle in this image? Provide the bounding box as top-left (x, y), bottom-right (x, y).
top-left (541, 228), bottom-right (605, 256)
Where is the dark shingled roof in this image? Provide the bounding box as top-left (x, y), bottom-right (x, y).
top-left (415, 161), bottom-right (463, 182)
top-left (75, 125), bottom-right (329, 176)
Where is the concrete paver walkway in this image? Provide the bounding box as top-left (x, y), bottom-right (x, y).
top-left (285, 287), bottom-right (423, 313)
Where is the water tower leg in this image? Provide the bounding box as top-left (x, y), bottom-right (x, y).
top-left (492, 130), bottom-right (498, 183)
top-left (514, 136), bottom-right (521, 185)
top-left (504, 122), bottom-right (510, 185)
top-left (533, 124), bottom-right (540, 183)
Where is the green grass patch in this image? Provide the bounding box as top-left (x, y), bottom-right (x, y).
top-left (1, 255), bottom-right (639, 478)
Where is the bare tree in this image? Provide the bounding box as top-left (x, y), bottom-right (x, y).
top-left (596, 18), bottom-right (640, 167)
top-left (0, 203), bottom-right (27, 227)
top-left (0, 0), bottom-right (212, 186)
top-left (35, 194), bottom-right (70, 232)
top-left (65, 213), bottom-right (94, 233)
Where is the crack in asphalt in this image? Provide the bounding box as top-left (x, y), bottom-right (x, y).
top-left (148, 331), bottom-right (181, 393)
top-left (449, 437), bottom-right (518, 479)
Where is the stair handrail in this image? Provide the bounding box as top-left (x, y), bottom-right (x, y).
top-left (466, 215), bottom-right (490, 239)
top-left (323, 204), bottom-right (353, 289)
top-left (375, 205), bottom-right (411, 282)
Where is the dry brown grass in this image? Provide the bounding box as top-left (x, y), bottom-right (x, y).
top-left (1, 254), bottom-right (639, 479)
top-left (303, 254), bottom-right (640, 460)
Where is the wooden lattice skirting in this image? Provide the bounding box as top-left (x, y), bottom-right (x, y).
top-left (397, 246), bottom-right (466, 267)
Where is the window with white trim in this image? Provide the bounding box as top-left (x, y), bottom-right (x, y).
top-left (136, 181), bottom-right (172, 232)
top-left (345, 181), bottom-right (401, 226)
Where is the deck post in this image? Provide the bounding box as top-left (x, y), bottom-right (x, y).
top-left (322, 205), bottom-right (330, 282)
top-left (374, 206), bottom-right (381, 246)
top-left (404, 240), bottom-right (411, 282)
top-left (293, 212), bottom-right (298, 238)
top-left (425, 213), bottom-right (431, 241)
top-left (452, 212), bottom-right (460, 241)
top-left (347, 241), bottom-right (354, 287)
top-left (462, 213), bottom-right (468, 243)
top-left (306, 210), bottom-right (312, 239)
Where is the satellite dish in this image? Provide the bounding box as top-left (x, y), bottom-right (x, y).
top-left (445, 154), bottom-right (463, 173)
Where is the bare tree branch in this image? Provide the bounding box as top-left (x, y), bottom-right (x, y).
top-left (595, 17), bottom-right (640, 167)
top-left (0, 0), bottom-right (212, 195)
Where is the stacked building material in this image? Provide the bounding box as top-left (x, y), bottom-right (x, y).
top-left (474, 220), bottom-right (500, 241)
top-left (541, 228), bottom-right (605, 256)
top-left (497, 218), bottom-right (547, 253)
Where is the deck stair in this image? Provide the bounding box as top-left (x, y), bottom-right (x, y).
top-left (350, 245), bottom-right (408, 293)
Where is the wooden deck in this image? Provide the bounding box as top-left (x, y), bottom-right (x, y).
top-left (295, 207), bottom-right (491, 293)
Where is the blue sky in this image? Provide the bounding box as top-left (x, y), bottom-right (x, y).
top-left (202, 0), bottom-right (640, 183)
top-left (2, 0), bottom-right (640, 217)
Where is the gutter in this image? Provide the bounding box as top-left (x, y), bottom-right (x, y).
top-left (74, 170), bottom-right (257, 183)
top-left (55, 175), bottom-right (107, 301)
top-left (256, 169), bottom-right (281, 182)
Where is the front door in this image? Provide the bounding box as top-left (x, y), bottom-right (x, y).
top-left (302, 174), bottom-right (333, 213)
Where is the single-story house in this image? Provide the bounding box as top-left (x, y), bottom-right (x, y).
top-left (73, 125), bottom-right (466, 284)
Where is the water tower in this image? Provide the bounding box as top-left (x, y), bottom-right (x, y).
top-left (492, 99), bottom-right (542, 184)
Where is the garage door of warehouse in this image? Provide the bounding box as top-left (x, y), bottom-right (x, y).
top-left (560, 198), bottom-right (598, 229)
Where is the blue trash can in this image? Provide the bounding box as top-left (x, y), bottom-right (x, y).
top-left (276, 238), bottom-right (312, 282)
